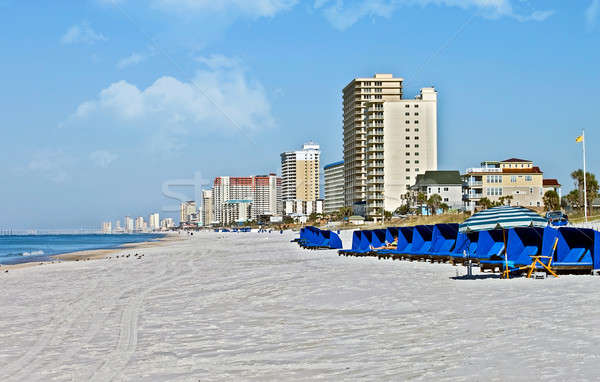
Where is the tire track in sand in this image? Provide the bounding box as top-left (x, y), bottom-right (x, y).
top-left (89, 253), bottom-right (200, 382)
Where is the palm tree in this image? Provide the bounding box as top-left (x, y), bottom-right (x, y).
top-left (416, 192), bottom-right (427, 215)
top-left (543, 190), bottom-right (560, 211)
top-left (570, 169), bottom-right (599, 215)
top-left (427, 194), bottom-right (442, 215)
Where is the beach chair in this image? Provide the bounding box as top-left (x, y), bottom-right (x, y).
top-left (479, 227), bottom-right (543, 274)
top-left (379, 227), bottom-right (414, 260)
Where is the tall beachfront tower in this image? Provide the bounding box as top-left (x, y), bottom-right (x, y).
top-left (201, 189), bottom-right (213, 227)
top-left (212, 174), bottom-right (281, 224)
top-left (323, 160), bottom-right (344, 214)
top-left (179, 201), bottom-right (196, 225)
top-left (363, 87), bottom-right (438, 218)
top-left (343, 74), bottom-right (403, 210)
top-left (280, 142), bottom-right (321, 203)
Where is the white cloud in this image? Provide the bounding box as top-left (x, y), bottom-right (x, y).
top-left (90, 150), bottom-right (119, 168)
top-left (61, 21), bottom-right (107, 45)
top-left (25, 150), bottom-right (71, 183)
top-left (586, 0), bottom-right (599, 31)
top-left (313, 0), bottom-right (554, 30)
top-left (67, 55), bottom-right (274, 154)
top-left (117, 52), bottom-right (146, 69)
top-left (150, 0), bottom-right (298, 18)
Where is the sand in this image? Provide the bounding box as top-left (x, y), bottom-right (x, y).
top-left (1, 230), bottom-right (600, 381)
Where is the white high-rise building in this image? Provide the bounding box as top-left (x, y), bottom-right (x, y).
top-left (135, 216), bottom-right (145, 231)
top-left (161, 218), bottom-right (175, 229)
top-left (180, 201), bottom-right (196, 225)
top-left (343, 74), bottom-right (403, 208)
top-left (149, 213), bottom-right (160, 231)
top-left (364, 87), bottom-right (438, 218)
top-left (212, 174), bottom-right (281, 224)
top-left (101, 221), bottom-right (112, 234)
top-left (280, 142), bottom-right (320, 203)
top-left (124, 216), bottom-right (134, 233)
top-left (324, 160), bottom-right (345, 214)
top-left (201, 189), bottom-right (214, 227)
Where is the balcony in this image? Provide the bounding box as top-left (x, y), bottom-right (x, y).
top-left (466, 167), bottom-right (501, 173)
top-left (467, 181), bottom-right (483, 187)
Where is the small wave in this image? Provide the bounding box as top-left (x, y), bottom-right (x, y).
top-left (0, 250), bottom-right (45, 258)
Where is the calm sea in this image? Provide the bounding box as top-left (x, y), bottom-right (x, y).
top-left (0, 234), bottom-right (165, 265)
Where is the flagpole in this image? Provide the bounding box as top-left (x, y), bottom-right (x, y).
top-left (583, 129), bottom-right (588, 223)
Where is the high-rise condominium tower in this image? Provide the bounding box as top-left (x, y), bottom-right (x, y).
top-left (343, 74), bottom-right (403, 208)
top-left (201, 189), bottom-right (214, 227)
top-left (280, 142), bottom-right (320, 203)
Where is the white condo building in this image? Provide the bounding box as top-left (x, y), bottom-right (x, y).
top-left (201, 189), bottom-right (214, 227)
top-left (212, 174), bottom-right (281, 224)
top-left (180, 201), bottom-right (197, 225)
top-left (148, 213), bottom-right (160, 231)
top-left (124, 216), bottom-right (134, 233)
top-left (364, 87), bottom-right (438, 217)
top-left (324, 160), bottom-right (345, 214)
top-left (281, 142), bottom-right (320, 203)
top-left (343, 74), bottom-right (403, 209)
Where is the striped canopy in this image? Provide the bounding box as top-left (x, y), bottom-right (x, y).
top-left (459, 206), bottom-right (548, 233)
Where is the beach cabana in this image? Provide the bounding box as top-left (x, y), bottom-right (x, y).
top-left (319, 230), bottom-right (343, 249)
top-left (370, 229), bottom-right (387, 253)
top-left (405, 225), bottom-right (434, 259)
top-left (427, 223), bottom-right (459, 261)
top-left (377, 227), bottom-right (414, 260)
top-left (459, 206), bottom-right (548, 278)
top-left (551, 227), bottom-right (596, 270)
top-left (471, 229), bottom-right (505, 261)
top-left (479, 227), bottom-right (544, 272)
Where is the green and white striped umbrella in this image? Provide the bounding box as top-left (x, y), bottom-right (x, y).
top-left (459, 206), bottom-right (548, 233)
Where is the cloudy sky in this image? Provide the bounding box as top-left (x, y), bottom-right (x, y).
top-left (0, 0), bottom-right (598, 229)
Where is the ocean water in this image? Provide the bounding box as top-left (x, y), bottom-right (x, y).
top-left (0, 234), bottom-right (165, 265)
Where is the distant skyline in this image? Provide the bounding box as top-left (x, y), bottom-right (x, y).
top-left (0, 0), bottom-right (598, 229)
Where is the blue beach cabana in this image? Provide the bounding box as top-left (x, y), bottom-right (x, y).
top-left (385, 227), bottom-right (399, 245)
top-left (405, 225), bottom-right (434, 258)
top-left (338, 230), bottom-right (366, 256)
top-left (427, 223), bottom-right (459, 261)
top-left (479, 227), bottom-right (544, 271)
top-left (551, 227), bottom-right (595, 270)
top-left (471, 229), bottom-right (505, 261)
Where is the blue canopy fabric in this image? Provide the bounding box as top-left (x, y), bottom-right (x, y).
top-left (459, 206), bottom-right (548, 233)
top-left (406, 225), bottom-right (434, 255)
top-left (471, 229), bottom-right (505, 260)
top-left (397, 227), bottom-right (414, 252)
top-left (481, 227), bottom-right (543, 268)
top-left (552, 227), bottom-right (595, 267)
top-left (385, 227), bottom-right (399, 245)
top-left (427, 224), bottom-right (458, 256)
top-left (372, 229), bottom-right (387, 249)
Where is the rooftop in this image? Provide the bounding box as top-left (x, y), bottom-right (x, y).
top-left (543, 179), bottom-right (561, 186)
top-left (501, 158), bottom-right (532, 163)
top-left (412, 171), bottom-right (463, 187)
top-left (324, 160), bottom-right (344, 169)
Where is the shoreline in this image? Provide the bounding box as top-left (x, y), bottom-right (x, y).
top-left (1, 234), bottom-right (183, 271)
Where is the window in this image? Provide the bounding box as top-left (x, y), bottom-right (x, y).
top-left (525, 175), bottom-right (532, 182)
top-left (363, 95), bottom-right (371, 99)
top-left (414, 128), bottom-right (419, 132)
top-left (415, 152), bottom-right (419, 156)
top-left (405, 112), bottom-right (410, 116)
top-left (405, 120), bottom-right (410, 124)
top-left (406, 136), bottom-right (410, 140)
top-left (406, 160), bottom-right (410, 164)
top-left (414, 120), bottom-right (419, 124)
top-left (405, 104), bottom-right (410, 108)
top-left (375, 81), bottom-right (382, 86)
top-left (406, 176), bottom-right (410, 180)
top-left (444, 198), bottom-right (449, 202)
top-left (414, 136), bottom-right (419, 140)
top-left (415, 160), bottom-right (420, 164)
top-left (444, 187), bottom-right (449, 191)
top-left (406, 152), bottom-right (410, 156)
top-left (375, 88), bottom-right (382, 93)
top-left (438, 188), bottom-right (441, 193)
top-left (364, 88), bottom-right (371, 93)
top-left (414, 112), bottom-right (419, 116)
top-left (405, 144), bottom-right (410, 148)
top-left (414, 104), bottom-right (419, 108)
top-left (415, 168), bottom-right (420, 172)
top-left (511, 176), bottom-right (516, 183)
top-left (375, 95), bottom-right (382, 99)
top-left (406, 168), bottom-right (410, 172)
top-left (428, 187), bottom-right (432, 193)
top-left (530, 187), bottom-right (533, 194)
top-left (486, 187), bottom-right (503, 196)
top-left (405, 128), bottom-right (410, 132)
top-left (415, 144), bottom-right (420, 148)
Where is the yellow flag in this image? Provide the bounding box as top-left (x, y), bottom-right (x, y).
top-left (576, 135), bottom-right (584, 142)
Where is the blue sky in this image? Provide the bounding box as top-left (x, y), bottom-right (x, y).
top-left (0, 0), bottom-right (598, 229)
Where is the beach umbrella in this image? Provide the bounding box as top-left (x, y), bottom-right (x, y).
top-left (459, 206), bottom-right (548, 233)
top-left (459, 206), bottom-right (548, 278)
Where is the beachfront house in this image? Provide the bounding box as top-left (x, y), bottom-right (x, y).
top-left (408, 170), bottom-right (464, 214)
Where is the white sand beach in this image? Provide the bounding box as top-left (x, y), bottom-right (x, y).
top-left (1, 230), bottom-right (600, 381)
